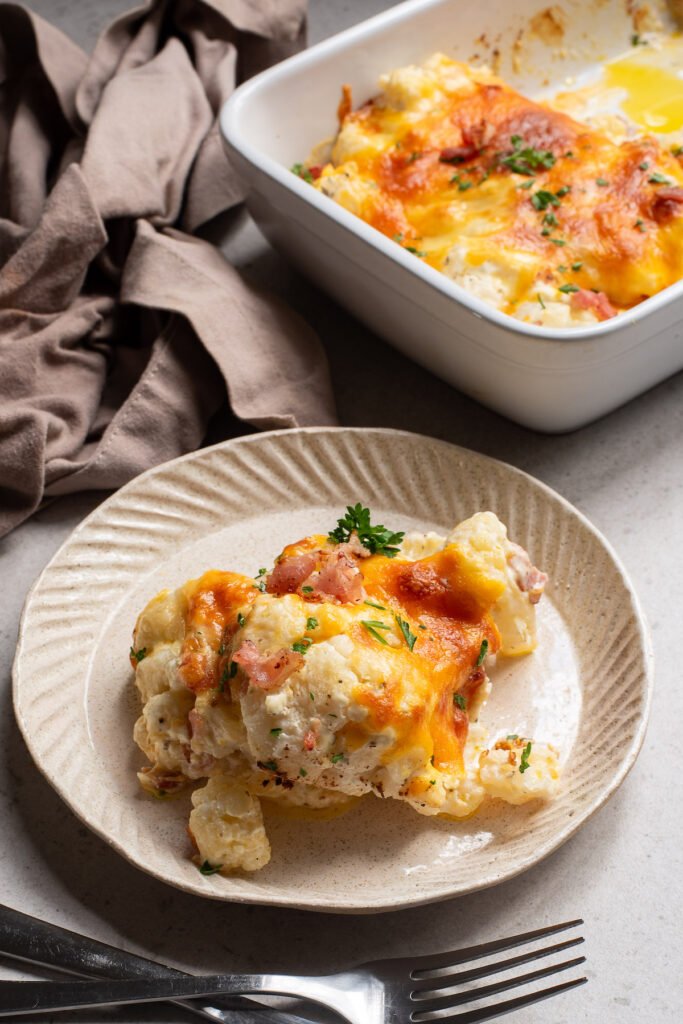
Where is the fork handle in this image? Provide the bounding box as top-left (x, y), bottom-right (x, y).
top-left (0, 973), bottom-right (345, 1018)
top-left (0, 903), bottom-right (309, 1024)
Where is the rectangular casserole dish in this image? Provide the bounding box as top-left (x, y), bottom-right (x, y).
top-left (220, 0), bottom-right (683, 432)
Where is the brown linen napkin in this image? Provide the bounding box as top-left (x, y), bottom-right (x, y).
top-left (0, 0), bottom-right (336, 537)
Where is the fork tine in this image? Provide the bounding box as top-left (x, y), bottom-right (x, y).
top-left (409, 919), bottom-right (583, 977)
top-left (410, 955), bottom-right (586, 1017)
top-left (410, 936), bottom-right (584, 995)
top-left (415, 975), bottom-right (588, 1023)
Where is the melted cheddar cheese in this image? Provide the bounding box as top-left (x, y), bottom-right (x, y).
top-left (304, 53), bottom-right (683, 326)
top-left (131, 512), bottom-right (559, 874)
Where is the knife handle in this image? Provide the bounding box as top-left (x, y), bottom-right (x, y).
top-left (0, 902), bottom-right (307, 1024)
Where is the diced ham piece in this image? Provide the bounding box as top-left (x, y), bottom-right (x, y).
top-left (339, 533), bottom-right (371, 559)
top-left (232, 639), bottom-right (304, 691)
top-left (303, 730), bottom-right (317, 751)
top-left (570, 288), bottom-right (617, 321)
top-left (650, 186), bottom-right (683, 224)
top-left (507, 543), bottom-right (548, 605)
top-left (307, 549), bottom-right (366, 604)
top-left (267, 534), bottom-right (368, 604)
top-left (266, 551), bottom-right (318, 596)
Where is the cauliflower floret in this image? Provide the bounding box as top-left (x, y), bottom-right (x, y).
top-left (134, 642), bottom-right (182, 702)
top-left (133, 588), bottom-right (187, 651)
top-left (133, 689), bottom-right (194, 772)
top-left (189, 777), bottom-right (270, 873)
top-left (479, 737), bottom-right (560, 804)
top-left (449, 512), bottom-right (542, 656)
top-left (399, 530), bottom-right (445, 560)
top-left (318, 164), bottom-right (377, 216)
top-left (443, 246), bottom-right (521, 311)
top-left (190, 692), bottom-right (248, 761)
top-left (514, 281), bottom-right (600, 326)
top-left (378, 53), bottom-right (475, 112)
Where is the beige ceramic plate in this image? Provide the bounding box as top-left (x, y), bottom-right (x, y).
top-left (13, 428), bottom-right (653, 912)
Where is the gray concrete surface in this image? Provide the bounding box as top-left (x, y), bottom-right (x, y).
top-left (1, 2), bottom-right (681, 1022)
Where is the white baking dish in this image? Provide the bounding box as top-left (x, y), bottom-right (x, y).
top-left (220, 0), bottom-right (683, 432)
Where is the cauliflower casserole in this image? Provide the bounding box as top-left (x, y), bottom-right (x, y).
top-left (296, 52), bottom-right (683, 327)
top-left (131, 507), bottom-right (558, 875)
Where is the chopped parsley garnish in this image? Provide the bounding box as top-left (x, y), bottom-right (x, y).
top-left (330, 753), bottom-right (345, 764)
top-left (329, 504), bottom-right (404, 557)
top-left (550, 238), bottom-right (566, 246)
top-left (361, 620), bottom-right (390, 645)
top-left (453, 693), bottom-right (467, 711)
top-left (631, 33), bottom-right (645, 46)
top-left (451, 174), bottom-right (473, 191)
top-left (559, 283), bottom-right (580, 293)
top-left (299, 767), bottom-right (308, 777)
top-left (571, 261), bottom-right (583, 271)
top-left (405, 246), bottom-right (427, 257)
top-left (306, 616), bottom-right (319, 631)
top-left (517, 180), bottom-right (534, 190)
top-left (364, 599), bottom-right (386, 611)
top-left (407, 151), bottom-right (422, 163)
top-left (270, 728), bottom-right (282, 737)
top-left (393, 232), bottom-right (404, 242)
top-left (537, 293), bottom-right (546, 309)
top-left (531, 189), bottom-right (561, 211)
top-left (292, 639), bottom-right (313, 655)
top-left (635, 218), bottom-right (646, 232)
top-left (129, 646), bottom-right (147, 664)
top-left (302, 585), bottom-right (314, 594)
top-left (261, 760), bottom-right (279, 772)
top-left (519, 741), bottom-right (532, 774)
top-left (309, 692), bottom-right (315, 701)
top-left (395, 614), bottom-right (417, 652)
top-left (291, 162), bottom-right (314, 184)
top-left (429, 779), bottom-right (436, 786)
top-left (639, 161), bottom-right (649, 171)
top-left (219, 661), bottom-right (238, 691)
top-left (476, 638), bottom-right (489, 666)
top-left (556, 185), bottom-right (571, 197)
top-left (541, 227), bottom-right (551, 237)
top-left (506, 734), bottom-right (519, 741)
top-left (237, 612), bottom-right (246, 628)
top-left (557, 264), bottom-right (567, 273)
top-left (595, 178), bottom-right (609, 186)
top-left (199, 860), bottom-right (222, 875)
top-left (543, 211), bottom-right (558, 228)
top-left (649, 172), bottom-right (671, 185)
top-left (254, 580), bottom-right (266, 592)
top-left (501, 136), bottom-right (556, 176)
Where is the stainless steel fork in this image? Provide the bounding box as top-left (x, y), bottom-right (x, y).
top-left (0, 919), bottom-right (586, 1021)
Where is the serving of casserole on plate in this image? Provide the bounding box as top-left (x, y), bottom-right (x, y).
top-left (221, 0), bottom-right (683, 431)
top-left (13, 428), bottom-right (652, 912)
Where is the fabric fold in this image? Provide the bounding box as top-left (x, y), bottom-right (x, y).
top-left (0, 0), bottom-right (336, 540)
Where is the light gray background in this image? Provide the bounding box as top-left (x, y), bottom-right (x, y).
top-left (1, 1), bottom-right (681, 1022)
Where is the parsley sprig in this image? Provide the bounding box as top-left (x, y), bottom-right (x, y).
top-left (329, 504), bottom-right (404, 557)
top-left (519, 741), bottom-right (532, 774)
top-left (501, 136), bottom-right (556, 176)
